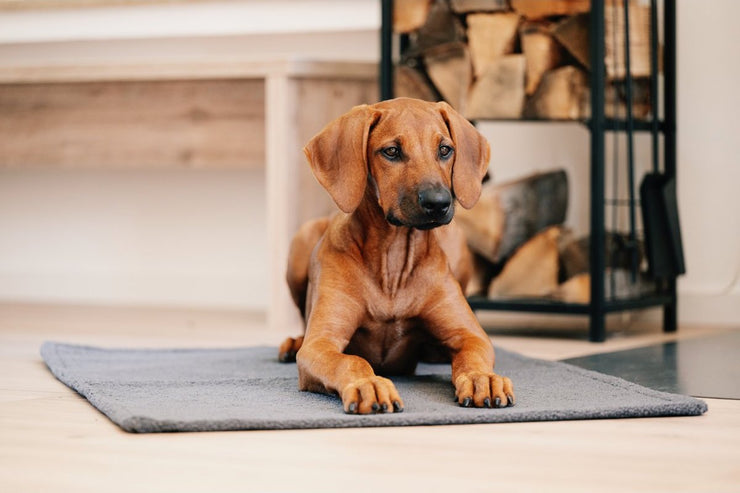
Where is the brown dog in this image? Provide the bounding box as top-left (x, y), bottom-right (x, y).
top-left (279, 97), bottom-right (514, 414)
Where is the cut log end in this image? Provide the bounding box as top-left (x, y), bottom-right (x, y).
top-left (456, 169), bottom-right (569, 264)
top-left (523, 65), bottom-right (589, 120)
top-left (450, 0), bottom-right (508, 14)
top-left (394, 0), bottom-right (433, 33)
top-left (510, 0), bottom-right (590, 20)
top-left (394, 64), bottom-right (439, 102)
top-left (465, 55), bottom-right (526, 120)
top-left (520, 22), bottom-right (564, 95)
top-left (487, 226), bottom-right (563, 299)
top-left (423, 42), bottom-right (473, 113)
top-left (466, 12), bottom-right (521, 78)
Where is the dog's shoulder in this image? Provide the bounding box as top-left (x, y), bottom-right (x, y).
top-left (314, 212), bottom-right (363, 258)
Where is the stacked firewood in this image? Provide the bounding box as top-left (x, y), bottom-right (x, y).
top-left (394, 0), bottom-right (655, 120)
top-left (458, 169), bottom-right (651, 302)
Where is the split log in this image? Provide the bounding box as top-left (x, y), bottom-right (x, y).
top-left (555, 230), bottom-right (648, 303)
top-left (455, 186), bottom-right (506, 264)
top-left (558, 231), bottom-right (644, 281)
top-left (605, 1), bottom-right (653, 79)
top-left (488, 226), bottom-right (562, 298)
top-left (465, 55), bottom-right (526, 120)
top-left (394, 64), bottom-right (439, 102)
top-left (510, 0), bottom-right (590, 20)
top-left (484, 228), bottom-right (652, 302)
top-left (493, 169), bottom-right (568, 261)
top-left (450, 0), bottom-right (508, 13)
top-left (551, 273), bottom-right (590, 303)
top-left (456, 169), bottom-right (568, 264)
top-left (551, 13), bottom-right (589, 69)
top-left (423, 42), bottom-right (472, 113)
top-left (466, 12), bottom-right (520, 78)
top-left (604, 78), bottom-right (651, 118)
top-left (557, 230), bottom-right (589, 281)
top-left (520, 21), bottom-right (563, 95)
top-left (523, 65), bottom-right (589, 119)
top-left (545, 4), bottom-right (653, 80)
top-left (578, 78), bottom-right (653, 119)
top-left (394, 0), bottom-right (433, 33)
top-left (410, 0), bottom-right (466, 55)
top-left (551, 270), bottom-right (657, 303)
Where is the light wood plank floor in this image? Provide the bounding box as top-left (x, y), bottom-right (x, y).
top-left (1, 303), bottom-right (738, 493)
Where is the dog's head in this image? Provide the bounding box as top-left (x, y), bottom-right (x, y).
top-left (304, 97), bottom-right (490, 230)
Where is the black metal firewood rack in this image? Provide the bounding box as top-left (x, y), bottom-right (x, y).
top-left (379, 0), bottom-right (682, 342)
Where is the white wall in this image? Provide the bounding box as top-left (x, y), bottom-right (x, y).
top-left (0, 169), bottom-right (268, 309)
top-left (671, 0), bottom-right (740, 324)
top-left (0, 0), bottom-right (738, 325)
top-left (0, 0), bottom-right (380, 43)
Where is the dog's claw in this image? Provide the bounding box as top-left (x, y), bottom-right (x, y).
top-left (341, 376), bottom-right (403, 414)
top-left (454, 371), bottom-right (515, 409)
top-left (277, 336), bottom-right (303, 363)
top-left (278, 352), bottom-right (294, 363)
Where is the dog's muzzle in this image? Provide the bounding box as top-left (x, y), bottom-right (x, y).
top-left (385, 185), bottom-right (454, 230)
top-left (418, 186), bottom-right (452, 221)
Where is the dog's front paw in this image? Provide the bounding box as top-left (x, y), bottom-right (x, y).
top-left (454, 372), bottom-right (515, 408)
top-left (341, 376), bottom-right (404, 415)
top-left (278, 336), bottom-right (304, 363)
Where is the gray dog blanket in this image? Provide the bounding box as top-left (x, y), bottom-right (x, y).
top-left (41, 342), bottom-right (707, 433)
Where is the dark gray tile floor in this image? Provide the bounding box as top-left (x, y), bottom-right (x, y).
top-left (562, 331), bottom-right (740, 399)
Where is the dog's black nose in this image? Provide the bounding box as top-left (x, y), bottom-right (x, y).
top-left (418, 187), bottom-right (452, 219)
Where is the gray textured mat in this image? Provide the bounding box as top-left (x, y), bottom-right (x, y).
top-left (41, 342), bottom-right (707, 433)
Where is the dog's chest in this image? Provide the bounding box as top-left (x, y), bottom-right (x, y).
top-left (345, 277), bottom-right (437, 374)
top-left (345, 317), bottom-right (426, 375)
top-left (364, 273), bottom-right (428, 321)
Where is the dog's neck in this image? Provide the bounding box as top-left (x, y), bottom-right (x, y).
top-left (349, 189), bottom-right (434, 296)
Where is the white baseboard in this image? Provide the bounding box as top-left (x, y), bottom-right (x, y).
top-left (2, 275), bottom-right (737, 327)
top-left (0, 271), bottom-right (267, 311)
top-left (676, 291), bottom-right (740, 326)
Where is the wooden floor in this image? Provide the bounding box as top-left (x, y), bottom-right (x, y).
top-left (1, 302), bottom-right (738, 492)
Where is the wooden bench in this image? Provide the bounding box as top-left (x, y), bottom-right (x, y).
top-left (0, 54), bottom-right (378, 332)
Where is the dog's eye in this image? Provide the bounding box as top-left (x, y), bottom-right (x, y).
top-left (382, 146), bottom-right (401, 160)
top-left (439, 145), bottom-right (453, 159)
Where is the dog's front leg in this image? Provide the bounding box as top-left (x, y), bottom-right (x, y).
top-left (424, 281), bottom-right (515, 409)
top-left (297, 299), bottom-right (404, 414)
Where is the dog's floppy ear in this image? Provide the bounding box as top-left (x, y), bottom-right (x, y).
top-left (304, 105), bottom-right (381, 213)
top-left (437, 101), bottom-right (490, 209)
